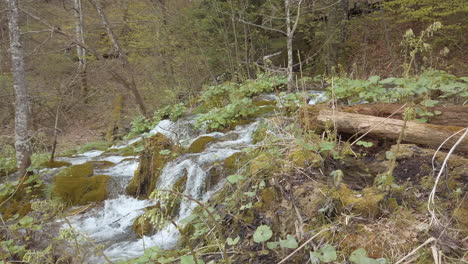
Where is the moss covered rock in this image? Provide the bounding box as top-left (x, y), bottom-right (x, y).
top-left (40, 160), bottom-right (72, 169)
top-left (126, 133), bottom-right (179, 199)
top-left (333, 184), bottom-right (385, 218)
top-left (85, 160), bottom-right (115, 170)
top-left (289, 148), bottom-right (322, 168)
top-left (188, 136), bottom-right (217, 153)
top-left (52, 164), bottom-right (110, 206)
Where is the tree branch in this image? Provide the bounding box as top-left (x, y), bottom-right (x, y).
top-left (236, 16), bottom-right (286, 35)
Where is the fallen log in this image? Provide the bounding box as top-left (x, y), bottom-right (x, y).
top-left (343, 103), bottom-right (468, 127)
top-left (316, 110), bottom-right (468, 152)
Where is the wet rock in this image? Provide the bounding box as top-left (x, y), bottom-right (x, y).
top-left (52, 164), bottom-right (110, 206)
top-left (188, 136), bottom-right (217, 153)
top-left (40, 160), bottom-right (72, 169)
top-left (126, 133), bottom-right (180, 198)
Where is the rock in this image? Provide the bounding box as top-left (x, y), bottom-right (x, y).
top-left (52, 164), bottom-right (110, 206)
top-left (126, 133), bottom-right (180, 198)
top-left (188, 136), bottom-right (217, 153)
top-left (40, 160), bottom-right (72, 169)
top-left (333, 184), bottom-right (385, 218)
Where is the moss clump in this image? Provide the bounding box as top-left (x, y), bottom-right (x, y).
top-left (188, 136), bottom-right (217, 153)
top-left (333, 184), bottom-right (385, 218)
top-left (133, 210), bottom-right (158, 237)
top-left (260, 187), bottom-right (277, 210)
top-left (289, 148), bottom-right (322, 168)
top-left (52, 164), bottom-right (109, 206)
top-left (249, 153), bottom-right (274, 176)
top-left (79, 141), bottom-right (111, 153)
top-left (40, 160), bottom-right (72, 169)
top-left (85, 160), bottom-right (115, 170)
top-left (253, 105), bottom-right (277, 117)
top-left (252, 125), bottom-right (268, 144)
top-left (126, 133), bottom-right (179, 199)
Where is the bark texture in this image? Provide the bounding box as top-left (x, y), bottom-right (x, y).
top-left (316, 110), bottom-right (468, 152)
top-left (7, 0), bottom-right (32, 174)
top-left (73, 0), bottom-right (88, 100)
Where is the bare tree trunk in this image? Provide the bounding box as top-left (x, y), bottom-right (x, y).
top-left (73, 0), bottom-right (88, 101)
top-left (88, 0), bottom-right (149, 118)
top-left (285, 0), bottom-right (302, 91)
top-left (285, 0), bottom-right (293, 91)
top-left (6, 0), bottom-right (32, 175)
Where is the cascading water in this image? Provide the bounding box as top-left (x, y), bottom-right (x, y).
top-left (58, 116), bottom-right (259, 262)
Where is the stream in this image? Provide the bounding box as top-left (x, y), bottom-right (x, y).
top-left (57, 117), bottom-right (260, 262)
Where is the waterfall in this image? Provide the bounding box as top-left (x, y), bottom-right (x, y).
top-left (59, 117), bottom-right (259, 262)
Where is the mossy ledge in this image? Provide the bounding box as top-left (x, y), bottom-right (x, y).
top-left (52, 163), bottom-right (110, 206)
top-left (126, 133), bottom-right (180, 199)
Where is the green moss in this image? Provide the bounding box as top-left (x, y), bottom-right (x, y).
top-left (260, 187), bottom-right (277, 210)
top-left (249, 153), bottom-right (273, 176)
top-left (289, 148), bottom-right (322, 168)
top-left (79, 141), bottom-right (111, 153)
top-left (253, 100), bottom-right (276, 107)
top-left (252, 125), bottom-right (267, 144)
top-left (223, 152), bottom-right (245, 171)
top-left (188, 136), bottom-right (217, 153)
top-left (40, 160), bottom-right (72, 169)
top-left (126, 133), bottom-right (179, 199)
top-left (85, 160), bottom-right (115, 170)
top-left (253, 105), bottom-right (278, 118)
top-left (52, 164), bottom-right (109, 206)
top-left (333, 184), bottom-right (385, 218)
top-left (133, 214), bottom-right (155, 237)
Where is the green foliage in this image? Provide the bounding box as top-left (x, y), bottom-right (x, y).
top-left (253, 225), bottom-right (273, 243)
top-left (349, 248), bottom-right (386, 264)
top-left (310, 244), bottom-right (338, 263)
top-left (279, 235), bottom-right (298, 249)
top-left (196, 98), bottom-right (258, 130)
top-left (154, 103), bottom-right (187, 122)
top-left (227, 174), bottom-right (246, 184)
top-left (0, 144), bottom-right (16, 176)
top-left (127, 115), bottom-right (154, 138)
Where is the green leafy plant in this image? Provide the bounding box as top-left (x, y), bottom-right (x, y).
top-left (253, 225), bottom-right (273, 243)
top-left (310, 244), bottom-right (338, 263)
top-left (349, 248), bottom-right (386, 264)
top-left (196, 98), bottom-right (258, 130)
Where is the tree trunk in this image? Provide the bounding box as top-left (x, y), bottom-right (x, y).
top-left (6, 0), bottom-right (32, 175)
top-left (316, 110), bottom-right (468, 152)
top-left (88, 0), bottom-right (149, 118)
top-left (285, 0), bottom-right (294, 91)
top-left (73, 0), bottom-right (88, 101)
top-left (326, 0), bottom-right (348, 74)
top-left (343, 103), bottom-right (468, 128)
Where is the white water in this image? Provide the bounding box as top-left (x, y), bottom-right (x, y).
top-left (60, 117), bottom-right (259, 263)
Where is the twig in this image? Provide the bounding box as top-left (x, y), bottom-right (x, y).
top-left (428, 127), bottom-right (467, 225)
top-left (395, 237), bottom-right (436, 264)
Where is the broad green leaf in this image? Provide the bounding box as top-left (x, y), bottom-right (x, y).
top-left (243, 191), bottom-right (256, 197)
top-left (356, 141), bottom-right (374, 148)
top-left (253, 225), bottom-right (273, 243)
top-left (319, 141), bottom-right (336, 152)
top-left (179, 214), bottom-right (197, 225)
top-left (422, 99), bottom-right (439, 107)
top-left (267, 241), bottom-right (279, 249)
top-left (279, 235), bottom-right (298, 249)
top-left (227, 174), bottom-right (245, 184)
top-left (311, 244), bottom-right (337, 262)
top-left (226, 236), bottom-right (240, 245)
top-left (180, 255), bottom-right (205, 264)
top-left (349, 248), bottom-right (386, 264)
